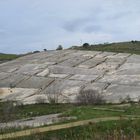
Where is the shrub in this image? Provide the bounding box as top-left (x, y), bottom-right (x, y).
top-left (33, 51), bottom-right (40, 53)
top-left (43, 49), bottom-right (47, 52)
top-left (83, 43), bottom-right (90, 48)
top-left (46, 91), bottom-right (59, 104)
top-left (0, 101), bottom-right (18, 122)
top-left (77, 89), bottom-right (104, 105)
top-left (119, 95), bottom-right (134, 104)
top-left (131, 40), bottom-right (138, 43)
top-left (47, 95), bottom-right (58, 104)
top-left (9, 83), bottom-right (16, 89)
top-left (56, 45), bottom-right (63, 50)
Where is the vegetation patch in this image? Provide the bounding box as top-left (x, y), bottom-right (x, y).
top-left (6, 119), bottom-right (140, 140)
top-left (0, 102), bottom-right (74, 122)
top-left (0, 102), bottom-right (140, 139)
top-left (0, 102), bottom-right (140, 123)
top-left (71, 41), bottom-right (140, 55)
top-left (0, 53), bottom-right (19, 61)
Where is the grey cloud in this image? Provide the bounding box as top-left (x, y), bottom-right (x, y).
top-left (0, 0), bottom-right (140, 53)
top-left (62, 17), bottom-right (92, 32)
top-left (62, 7), bottom-right (132, 34)
top-left (83, 25), bottom-right (102, 33)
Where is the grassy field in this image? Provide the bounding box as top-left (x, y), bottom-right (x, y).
top-left (0, 102), bottom-right (140, 139)
top-left (72, 41), bottom-right (140, 55)
top-left (0, 102), bottom-right (74, 122)
top-left (0, 102), bottom-right (140, 122)
top-left (4, 119), bottom-right (140, 140)
top-left (0, 53), bottom-right (19, 61)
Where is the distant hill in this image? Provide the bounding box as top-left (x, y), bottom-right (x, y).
top-left (71, 41), bottom-right (140, 55)
top-left (0, 51), bottom-right (41, 62)
top-left (0, 53), bottom-right (20, 62)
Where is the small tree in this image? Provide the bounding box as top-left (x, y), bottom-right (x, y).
top-left (44, 49), bottom-right (47, 52)
top-left (131, 40), bottom-right (138, 44)
top-left (77, 89), bottom-right (104, 105)
top-left (0, 101), bottom-right (18, 122)
top-left (83, 43), bottom-right (90, 48)
top-left (33, 51), bottom-right (40, 53)
top-left (56, 45), bottom-right (63, 50)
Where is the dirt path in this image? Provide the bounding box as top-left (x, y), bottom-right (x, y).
top-left (0, 116), bottom-right (134, 140)
top-left (91, 107), bottom-right (125, 112)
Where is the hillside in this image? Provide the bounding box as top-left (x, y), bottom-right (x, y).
top-left (0, 50), bottom-right (140, 104)
top-left (0, 50), bottom-right (140, 139)
top-left (0, 53), bottom-right (19, 62)
top-left (0, 52), bottom-right (38, 63)
top-left (71, 41), bottom-right (140, 55)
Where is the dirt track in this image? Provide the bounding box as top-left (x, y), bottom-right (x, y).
top-left (0, 116), bottom-right (132, 140)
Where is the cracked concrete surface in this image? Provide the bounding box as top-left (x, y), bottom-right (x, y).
top-left (0, 50), bottom-right (140, 104)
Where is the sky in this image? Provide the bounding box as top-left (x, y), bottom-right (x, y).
top-left (0, 0), bottom-right (140, 54)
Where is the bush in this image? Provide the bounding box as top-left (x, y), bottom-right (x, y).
top-left (9, 83), bottom-right (16, 89)
top-left (83, 43), bottom-right (90, 48)
top-left (77, 89), bottom-right (104, 105)
top-left (43, 49), bottom-right (47, 52)
top-left (0, 101), bottom-right (18, 122)
top-left (131, 40), bottom-right (138, 44)
top-left (119, 95), bottom-right (134, 104)
top-left (47, 95), bottom-right (58, 104)
top-left (33, 51), bottom-right (40, 53)
top-left (56, 45), bottom-right (63, 50)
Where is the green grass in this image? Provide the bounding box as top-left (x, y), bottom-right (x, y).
top-left (1, 102), bottom-right (140, 123)
top-left (0, 53), bottom-right (19, 61)
top-left (17, 104), bottom-right (74, 118)
top-left (61, 106), bottom-right (123, 120)
top-left (0, 102), bottom-right (74, 122)
top-left (8, 119), bottom-right (140, 140)
top-left (72, 41), bottom-right (140, 55)
top-left (0, 103), bottom-right (140, 139)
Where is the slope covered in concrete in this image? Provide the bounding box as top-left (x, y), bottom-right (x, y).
top-left (0, 50), bottom-right (140, 104)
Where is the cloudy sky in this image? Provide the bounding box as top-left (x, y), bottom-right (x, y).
top-left (0, 0), bottom-right (140, 54)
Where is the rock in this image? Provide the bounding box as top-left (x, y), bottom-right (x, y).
top-left (0, 50), bottom-right (140, 104)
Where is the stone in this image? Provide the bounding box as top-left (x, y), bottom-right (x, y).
top-left (0, 74), bottom-right (29, 88)
top-left (40, 79), bottom-right (87, 103)
top-left (69, 74), bottom-right (99, 82)
top-left (48, 73), bottom-right (68, 78)
top-left (99, 75), bottom-right (140, 86)
top-left (126, 54), bottom-right (140, 63)
top-left (95, 62), bottom-right (119, 71)
top-left (0, 88), bottom-right (38, 101)
top-left (78, 58), bottom-right (106, 68)
top-left (103, 84), bottom-right (140, 103)
top-left (0, 50), bottom-right (140, 104)
top-left (114, 63), bottom-right (140, 75)
top-left (107, 53), bottom-right (130, 59)
top-left (37, 68), bottom-right (50, 77)
top-left (0, 72), bottom-right (11, 80)
top-left (22, 94), bottom-right (48, 105)
top-left (59, 55), bottom-right (91, 67)
top-left (15, 64), bottom-right (46, 76)
top-left (49, 65), bottom-right (104, 75)
top-left (95, 52), bottom-right (115, 58)
top-left (84, 82), bottom-right (108, 92)
top-left (17, 76), bottom-right (54, 89)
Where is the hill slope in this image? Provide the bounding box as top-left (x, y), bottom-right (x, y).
top-left (0, 50), bottom-right (140, 104)
top-left (72, 41), bottom-right (140, 54)
top-left (0, 53), bottom-right (19, 61)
